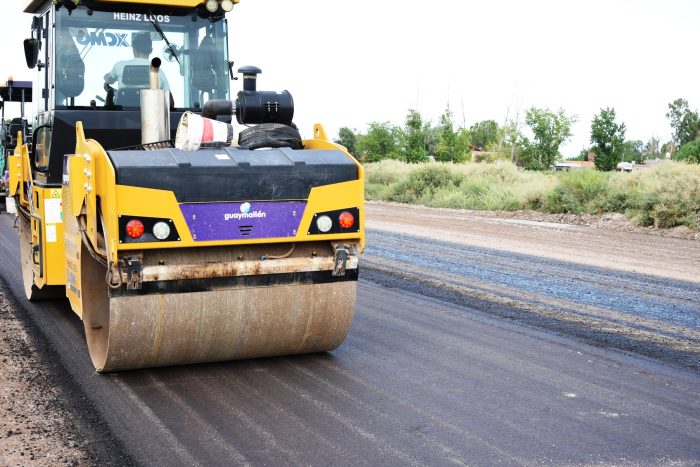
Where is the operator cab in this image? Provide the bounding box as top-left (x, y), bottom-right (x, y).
top-left (29, 1), bottom-right (230, 110)
top-left (22, 0), bottom-right (233, 185)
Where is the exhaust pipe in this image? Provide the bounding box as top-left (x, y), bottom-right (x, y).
top-left (149, 57), bottom-right (161, 90)
top-left (140, 58), bottom-right (170, 145)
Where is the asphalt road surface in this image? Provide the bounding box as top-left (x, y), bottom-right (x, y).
top-left (0, 213), bottom-right (698, 466)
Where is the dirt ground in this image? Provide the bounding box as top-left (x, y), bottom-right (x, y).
top-left (0, 291), bottom-right (90, 466)
top-left (366, 201), bottom-right (700, 284)
top-left (0, 202), bottom-right (698, 465)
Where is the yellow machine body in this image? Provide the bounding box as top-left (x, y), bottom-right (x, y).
top-left (16, 0), bottom-right (364, 372)
top-left (15, 121), bottom-right (364, 371)
top-left (10, 133), bottom-right (67, 294)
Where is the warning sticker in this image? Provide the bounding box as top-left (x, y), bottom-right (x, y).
top-left (45, 198), bottom-right (63, 224)
top-left (50, 188), bottom-right (61, 199)
top-left (46, 224), bottom-right (57, 243)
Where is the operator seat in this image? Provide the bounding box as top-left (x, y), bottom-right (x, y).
top-left (115, 65), bottom-right (149, 107)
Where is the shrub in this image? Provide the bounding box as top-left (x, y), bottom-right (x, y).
top-left (626, 162), bottom-right (700, 228)
top-left (364, 159), bottom-right (414, 200)
top-left (388, 165), bottom-right (464, 204)
top-left (545, 170), bottom-right (608, 213)
top-left (363, 160), bottom-right (700, 230)
top-left (675, 140), bottom-right (700, 163)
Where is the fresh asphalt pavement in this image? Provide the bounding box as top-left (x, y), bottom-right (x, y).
top-left (0, 213), bottom-right (698, 465)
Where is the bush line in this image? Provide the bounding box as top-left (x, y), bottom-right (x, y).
top-left (365, 161), bottom-right (700, 230)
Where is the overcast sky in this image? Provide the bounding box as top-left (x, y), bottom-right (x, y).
top-left (2, 0), bottom-right (699, 156)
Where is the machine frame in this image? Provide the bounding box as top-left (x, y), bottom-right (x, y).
top-left (10, 0), bottom-right (365, 371)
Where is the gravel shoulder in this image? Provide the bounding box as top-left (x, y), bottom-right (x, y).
top-left (365, 201), bottom-right (700, 371)
top-left (0, 288), bottom-right (91, 466)
top-left (366, 201), bottom-right (700, 284)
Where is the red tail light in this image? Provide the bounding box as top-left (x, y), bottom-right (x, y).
top-left (125, 219), bottom-right (145, 239)
top-left (338, 211), bottom-right (355, 229)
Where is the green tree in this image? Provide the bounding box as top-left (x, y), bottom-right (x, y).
top-left (675, 139), bottom-right (700, 163)
top-left (334, 127), bottom-right (357, 155)
top-left (621, 139), bottom-right (644, 162)
top-left (661, 141), bottom-right (676, 159)
top-left (355, 121), bottom-right (401, 162)
top-left (435, 107), bottom-right (459, 162)
top-left (455, 128), bottom-right (472, 162)
top-left (503, 120), bottom-right (523, 162)
top-left (590, 107), bottom-right (626, 171)
top-left (401, 109), bottom-right (428, 163)
top-left (644, 137), bottom-right (661, 160)
top-left (469, 120), bottom-right (499, 150)
top-left (424, 125), bottom-right (440, 160)
top-left (519, 107), bottom-right (575, 170)
top-left (666, 98), bottom-right (700, 149)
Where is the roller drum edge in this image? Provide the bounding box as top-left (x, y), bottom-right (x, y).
top-left (80, 243), bottom-right (356, 372)
top-left (90, 282), bottom-right (356, 372)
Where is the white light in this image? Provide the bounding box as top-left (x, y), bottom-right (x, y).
top-left (205, 0), bottom-right (219, 13)
top-left (316, 215), bottom-right (332, 233)
top-left (153, 221), bottom-right (171, 240)
top-left (221, 0), bottom-right (234, 12)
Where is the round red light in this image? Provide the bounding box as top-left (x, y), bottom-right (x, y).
top-left (125, 219), bottom-right (145, 239)
top-left (338, 211), bottom-right (355, 229)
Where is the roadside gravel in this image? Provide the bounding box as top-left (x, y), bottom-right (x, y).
top-left (364, 200), bottom-right (700, 371)
top-left (366, 201), bottom-right (700, 283)
top-left (0, 288), bottom-right (91, 466)
top-left (467, 209), bottom-right (700, 241)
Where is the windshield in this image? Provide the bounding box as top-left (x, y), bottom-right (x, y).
top-left (55, 5), bottom-right (230, 110)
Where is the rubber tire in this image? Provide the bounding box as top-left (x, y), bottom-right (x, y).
top-left (238, 123), bottom-right (303, 150)
top-left (18, 218), bottom-right (65, 301)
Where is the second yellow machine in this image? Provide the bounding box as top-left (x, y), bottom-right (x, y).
top-left (9, 0), bottom-right (364, 371)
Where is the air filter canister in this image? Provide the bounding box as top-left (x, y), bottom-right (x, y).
top-left (235, 90), bottom-right (294, 125)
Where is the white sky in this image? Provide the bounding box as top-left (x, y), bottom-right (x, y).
top-left (2, 0), bottom-right (699, 156)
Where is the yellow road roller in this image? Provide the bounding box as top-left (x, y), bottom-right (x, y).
top-left (9, 0), bottom-right (364, 372)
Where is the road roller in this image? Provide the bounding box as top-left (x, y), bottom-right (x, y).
top-left (8, 0), bottom-right (364, 372)
top-left (0, 80), bottom-right (32, 211)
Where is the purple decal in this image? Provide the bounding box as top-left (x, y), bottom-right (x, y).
top-left (180, 201), bottom-right (307, 241)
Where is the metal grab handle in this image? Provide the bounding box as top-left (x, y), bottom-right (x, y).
top-left (32, 244), bottom-right (40, 265)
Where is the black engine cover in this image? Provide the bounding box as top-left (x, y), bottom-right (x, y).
top-left (107, 146), bottom-right (358, 202)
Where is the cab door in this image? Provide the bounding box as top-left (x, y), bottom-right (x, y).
top-left (26, 7), bottom-right (65, 290)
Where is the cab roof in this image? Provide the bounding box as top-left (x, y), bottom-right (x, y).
top-left (0, 81), bottom-right (32, 103)
top-left (24, 0), bottom-right (205, 14)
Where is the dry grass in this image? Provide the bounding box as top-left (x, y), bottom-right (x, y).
top-left (364, 161), bottom-right (700, 229)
